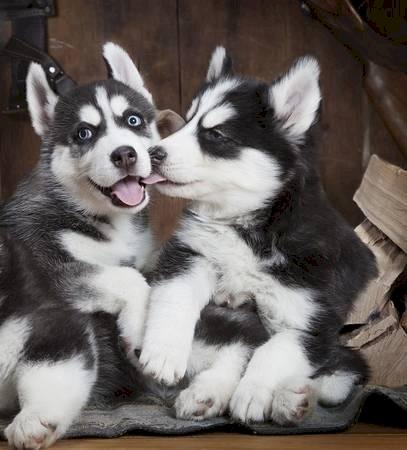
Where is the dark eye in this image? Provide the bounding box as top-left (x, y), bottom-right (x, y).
top-left (205, 128), bottom-right (229, 142)
top-left (127, 114), bottom-right (143, 128)
top-left (77, 127), bottom-right (93, 141)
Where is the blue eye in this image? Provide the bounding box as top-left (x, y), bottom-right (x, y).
top-left (77, 127), bottom-right (93, 141)
top-left (127, 114), bottom-right (143, 128)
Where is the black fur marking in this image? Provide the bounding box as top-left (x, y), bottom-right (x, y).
top-left (195, 304), bottom-right (268, 347)
top-left (52, 80), bottom-right (155, 153)
top-left (24, 308), bottom-right (95, 368)
top-left (150, 237), bottom-right (201, 283)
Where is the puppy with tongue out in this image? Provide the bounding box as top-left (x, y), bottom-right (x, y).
top-left (111, 177), bottom-right (145, 207)
top-left (109, 110), bottom-right (184, 208)
top-left (83, 100), bottom-right (184, 213)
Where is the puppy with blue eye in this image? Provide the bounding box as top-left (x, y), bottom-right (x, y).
top-left (0, 42), bottom-right (180, 449)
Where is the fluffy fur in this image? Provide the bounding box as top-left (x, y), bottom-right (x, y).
top-left (0, 42), bottom-right (272, 447)
top-left (0, 43), bottom-right (160, 449)
top-left (141, 47), bottom-right (377, 424)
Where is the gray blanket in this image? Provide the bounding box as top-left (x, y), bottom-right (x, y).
top-left (1, 385), bottom-right (406, 439)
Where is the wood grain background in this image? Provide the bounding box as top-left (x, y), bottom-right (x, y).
top-left (0, 0), bottom-right (405, 240)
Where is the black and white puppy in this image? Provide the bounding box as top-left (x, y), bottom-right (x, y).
top-left (140, 48), bottom-right (377, 424)
top-left (0, 43), bottom-right (164, 448)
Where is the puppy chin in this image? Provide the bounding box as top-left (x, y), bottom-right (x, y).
top-left (155, 181), bottom-right (203, 200)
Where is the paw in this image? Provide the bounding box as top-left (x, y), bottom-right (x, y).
top-left (5, 411), bottom-right (59, 449)
top-left (139, 345), bottom-right (187, 386)
top-left (271, 385), bottom-right (315, 425)
top-left (175, 383), bottom-right (227, 421)
top-left (230, 380), bottom-right (271, 423)
top-left (214, 290), bottom-right (253, 309)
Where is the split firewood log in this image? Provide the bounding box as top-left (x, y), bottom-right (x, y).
top-left (343, 155), bottom-right (407, 387)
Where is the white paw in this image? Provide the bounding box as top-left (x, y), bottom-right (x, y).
top-left (230, 380), bottom-right (271, 423)
top-left (213, 290), bottom-right (253, 309)
top-left (139, 345), bottom-right (187, 386)
top-left (271, 384), bottom-right (315, 425)
top-left (175, 383), bottom-right (227, 421)
top-left (5, 411), bottom-right (60, 449)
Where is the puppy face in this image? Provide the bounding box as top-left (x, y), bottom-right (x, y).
top-left (152, 47), bottom-right (321, 218)
top-left (26, 43), bottom-right (160, 215)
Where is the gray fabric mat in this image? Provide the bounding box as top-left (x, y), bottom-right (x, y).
top-left (1, 385), bottom-right (406, 439)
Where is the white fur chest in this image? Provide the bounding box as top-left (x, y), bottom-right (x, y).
top-left (180, 215), bottom-right (316, 331)
top-left (60, 215), bottom-right (153, 269)
top-left (180, 216), bottom-right (266, 291)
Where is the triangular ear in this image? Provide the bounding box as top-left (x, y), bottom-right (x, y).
top-left (206, 46), bottom-right (233, 82)
top-left (26, 62), bottom-right (58, 137)
top-left (270, 56), bottom-right (321, 141)
top-left (103, 42), bottom-right (153, 102)
top-left (156, 109), bottom-right (185, 138)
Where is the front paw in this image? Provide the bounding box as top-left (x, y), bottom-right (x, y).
top-left (230, 379), bottom-right (272, 423)
top-left (271, 384), bottom-right (315, 425)
top-left (175, 380), bottom-right (228, 421)
top-left (230, 379), bottom-right (315, 425)
top-left (139, 345), bottom-right (188, 386)
top-left (5, 411), bottom-right (60, 449)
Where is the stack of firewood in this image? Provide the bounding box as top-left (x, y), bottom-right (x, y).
top-left (342, 155), bottom-right (407, 386)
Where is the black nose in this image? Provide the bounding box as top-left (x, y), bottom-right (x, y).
top-left (149, 146), bottom-right (167, 166)
top-left (111, 146), bottom-right (137, 170)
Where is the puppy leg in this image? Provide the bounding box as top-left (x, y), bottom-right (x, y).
top-left (86, 266), bottom-right (151, 363)
top-left (316, 371), bottom-right (358, 406)
top-left (316, 346), bottom-right (369, 406)
top-left (140, 258), bottom-right (216, 386)
top-left (230, 329), bottom-right (316, 425)
top-left (5, 356), bottom-right (96, 449)
top-left (175, 342), bottom-right (250, 420)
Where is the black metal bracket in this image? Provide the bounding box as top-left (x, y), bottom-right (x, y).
top-left (0, 0), bottom-right (76, 114)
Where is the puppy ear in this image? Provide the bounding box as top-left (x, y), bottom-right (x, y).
top-left (103, 42), bottom-right (153, 102)
top-left (156, 109), bottom-right (185, 138)
top-left (270, 56), bottom-right (321, 141)
top-left (26, 63), bottom-right (58, 137)
top-left (206, 46), bottom-right (233, 82)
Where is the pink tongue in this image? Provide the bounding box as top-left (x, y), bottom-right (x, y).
top-left (111, 177), bottom-right (144, 206)
top-left (142, 173), bottom-right (167, 185)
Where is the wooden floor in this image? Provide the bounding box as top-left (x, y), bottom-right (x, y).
top-left (1, 424), bottom-right (406, 450)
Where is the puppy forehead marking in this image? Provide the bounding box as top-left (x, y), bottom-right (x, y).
top-left (110, 95), bottom-right (129, 117)
top-left (95, 86), bottom-right (114, 126)
top-left (201, 103), bottom-right (236, 129)
top-left (186, 97), bottom-right (199, 121)
top-left (79, 104), bottom-right (101, 126)
top-left (194, 79), bottom-right (240, 122)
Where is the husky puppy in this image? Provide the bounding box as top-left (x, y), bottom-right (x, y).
top-left (0, 42), bottom-right (164, 448)
top-left (140, 48), bottom-right (377, 424)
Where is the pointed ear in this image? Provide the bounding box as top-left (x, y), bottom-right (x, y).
top-left (26, 62), bottom-right (58, 136)
top-left (156, 109), bottom-right (185, 138)
top-left (103, 42), bottom-right (153, 102)
top-left (206, 46), bottom-right (233, 82)
top-left (270, 56), bottom-right (321, 141)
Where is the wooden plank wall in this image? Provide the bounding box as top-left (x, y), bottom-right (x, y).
top-left (0, 0), bottom-right (404, 240)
